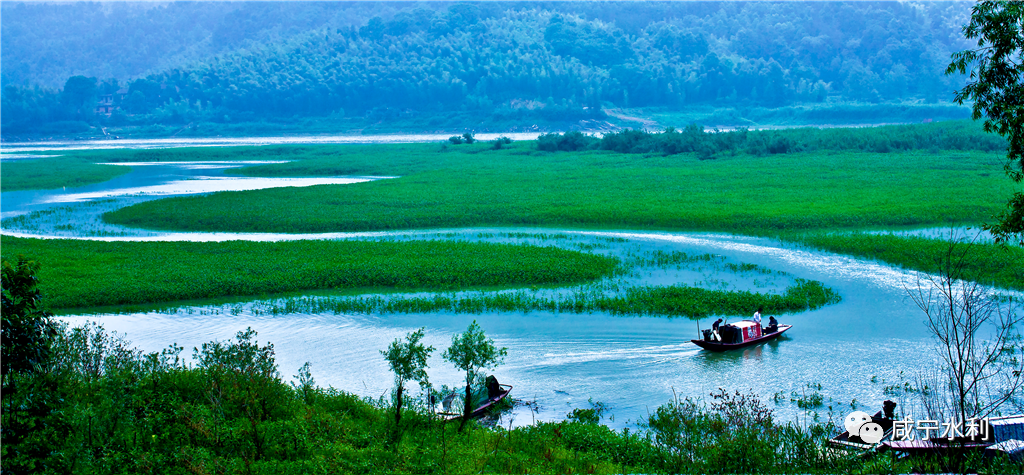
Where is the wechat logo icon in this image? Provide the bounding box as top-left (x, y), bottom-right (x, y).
top-left (845, 410), bottom-right (883, 444)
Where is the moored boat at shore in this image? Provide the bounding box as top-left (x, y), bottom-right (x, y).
top-left (438, 379), bottom-right (513, 422)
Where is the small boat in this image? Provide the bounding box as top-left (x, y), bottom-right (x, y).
top-left (438, 382), bottom-right (513, 422)
top-left (691, 320), bottom-right (791, 352)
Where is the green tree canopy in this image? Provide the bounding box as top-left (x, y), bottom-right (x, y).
top-left (442, 320), bottom-right (507, 430)
top-left (1, 256), bottom-right (57, 380)
top-left (947, 0), bottom-right (1024, 245)
top-left (381, 327), bottom-right (434, 428)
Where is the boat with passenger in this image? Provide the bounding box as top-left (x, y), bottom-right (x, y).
top-left (691, 319), bottom-right (792, 351)
top-left (437, 375), bottom-right (512, 421)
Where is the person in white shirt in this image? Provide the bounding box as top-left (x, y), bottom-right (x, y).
top-left (753, 307), bottom-right (763, 327)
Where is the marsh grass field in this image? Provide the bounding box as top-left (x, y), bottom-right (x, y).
top-left (2, 120), bottom-right (1022, 299)
top-left (0, 237), bottom-right (621, 310)
top-left (82, 120), bottom-right (1024, 290)
top-left (0, 152), bottom-right (129, 192)
top-left (93, 122), bottom-right (1013, 236)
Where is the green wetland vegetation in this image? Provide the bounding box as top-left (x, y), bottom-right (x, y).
top-left (0, 233), bottom-right (840, 319)
top-left (0, 237), bottom-right (619, 311)
top-left (794, 232), bottom-right (1024, 291)
top-left (0, 153), bottom-right (129, 192)
top-left (78, 121), bottom-right (1022, 290)
top-left (102, 122), bottom-right (1014, 236)
top-left (253, 279), bottom-right (839, 320)
top-left (3, 124), bottom-right (1021, 474)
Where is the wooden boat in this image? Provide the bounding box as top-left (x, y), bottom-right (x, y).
top-left (691, 320), bottom-right (791, 352)
top-left (438, 384), bottom-right (512, 422)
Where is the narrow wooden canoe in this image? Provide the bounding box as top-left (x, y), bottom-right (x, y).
top-left (439, 384), bottom-right (513, 422)
top-left (691, 324), bottom-right (792, 352)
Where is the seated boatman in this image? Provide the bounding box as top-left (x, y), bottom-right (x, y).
top-left (765, 315), bottom-right (778, 333)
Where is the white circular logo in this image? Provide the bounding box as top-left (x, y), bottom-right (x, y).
top-left (860, 422), bottom-right (884, 444)
top-left (844, 411), bottom-right (872, 437)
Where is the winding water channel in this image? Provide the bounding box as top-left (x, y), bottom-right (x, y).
top-left (0, 139), bottom-right (969, 429)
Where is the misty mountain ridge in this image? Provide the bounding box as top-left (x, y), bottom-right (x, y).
top-left (0, 1), bottom-right (977, 137)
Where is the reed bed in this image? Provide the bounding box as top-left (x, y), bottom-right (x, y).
top-left (100, 142), bottom-right (1012, 235)
top-left (0, 236), bottom-right (619, 310)
top-left (250, 279), bottom-right (839, 320)
top-left (1, 154), bottom-right (129, 192)
top-left (793, 232), bottom-right (1024, 290)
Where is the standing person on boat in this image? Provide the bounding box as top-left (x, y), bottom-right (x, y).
top-left (712, 318), bottom-right (723, 341)
top-left (753, 306), bottom-right (763, 334)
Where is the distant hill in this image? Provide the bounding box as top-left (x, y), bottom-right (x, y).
top-left (0, 1), bottom-right (976, 137)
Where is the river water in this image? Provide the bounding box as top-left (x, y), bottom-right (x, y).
top-left (0, 141), bottom-right (981, 429)
top-left (0, 132), bottom-right (544, 154)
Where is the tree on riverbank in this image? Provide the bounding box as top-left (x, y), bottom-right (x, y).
top-left (442, 320), bottom-right (507, 432)
top-left (908, 237), bottom-right (1024, 423)
top-left (381, 327), bottom-right (434, 442)
top-left (947, 0), bottom-right (1024, 245)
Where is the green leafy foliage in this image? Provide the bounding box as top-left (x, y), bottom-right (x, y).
top-left (0, 237), bottom-right (619, 311)
top-left (946, 1), bottom-right (1024, 245)
top-left (443, 321), bottom-right (507, 384)
top-left (443, 321), bottom-right (507, 429)
top-left (382, 328), bottom-right (434, 430)
top-left (1, 256), bottom-right (57, 377)
top-left (567, 399), bottom-right (608, 425)
top-left (1, 256), bottom-right (63, 473)
top-left (643, 389), bottom-right (857, 473)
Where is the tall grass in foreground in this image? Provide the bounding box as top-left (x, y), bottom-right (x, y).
top-left (6, 322), bottom-right (1018, 474)
top-left (0, 236), bottom-right (619, 311)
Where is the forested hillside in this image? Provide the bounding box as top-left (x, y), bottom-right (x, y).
top-left (1, 1), bottom-right (975, 137)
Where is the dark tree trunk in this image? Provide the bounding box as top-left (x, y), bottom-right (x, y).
top-left (459, 383), bottom-right (472, 432)
top-left (395, 384), bottom-right (403, 427)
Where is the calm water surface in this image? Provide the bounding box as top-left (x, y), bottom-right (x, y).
top-left (0, 142), bottom-right (967, 429)
top-left (0, 133), bottom-right (544, 153)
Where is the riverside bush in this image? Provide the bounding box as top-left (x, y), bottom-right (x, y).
top-left (537, 119), bottom-right (1007, 157)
